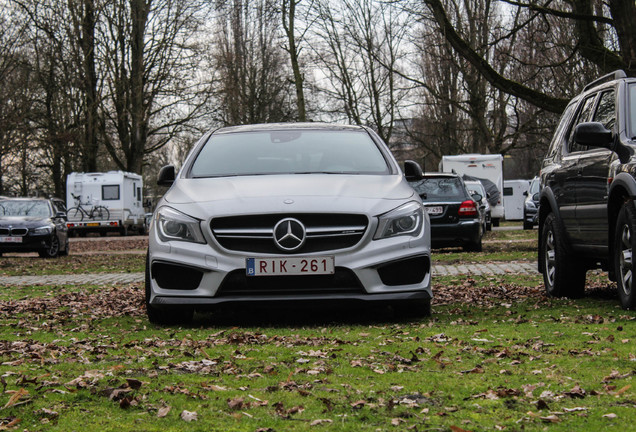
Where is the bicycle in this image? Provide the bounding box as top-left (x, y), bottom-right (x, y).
top-left (68, 193), bottom-right (110, 221)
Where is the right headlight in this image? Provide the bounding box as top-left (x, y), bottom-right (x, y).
top-left (525, 200), bottom-right (537, 210)
top-left (374, 201), bottom-right (424, 240)
top-left (156, 206), bottom-right (205, 244)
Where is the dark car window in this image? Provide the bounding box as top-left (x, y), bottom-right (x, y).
top-left (567, 95), bottom-right (597, 153)
top-left (190, 130), bottom-right (390, 177)
top-left (411, 177), bottom-right (465, 200)
top-left (546, 102), bottom-right (577, 160)
top-left (593, 90), bottom-right (616, 131)
top-left (0, 200), bottom-right (52, 217)
top-left (630, 84), bottom-right (636, 139)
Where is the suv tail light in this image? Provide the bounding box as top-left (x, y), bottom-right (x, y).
top-left (458, 200), bottom-right (478, 217)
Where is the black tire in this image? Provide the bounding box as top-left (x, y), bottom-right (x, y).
top-left (540, 213), bottom-right (585, 298)
top-left (58, 237), bottom-right (70, 256)
top-left (614, 202), bottom-right (636, 310)
top-left (145, 252), bottom-right (193, 325)
top-left (92, 206), bottom-right (109, 220)
top-left (523, 221), bottom-right (533, 230)
top-left (68, 207), bottom-right (84, 221)
top-left (120, 224), bottom-right (128, 236)
top-left (464, 239), bottom-right (483, 252)
top-left (493, 218), bottom-right (500, 227)
top-left (38, 234), bottom-right (60, 258)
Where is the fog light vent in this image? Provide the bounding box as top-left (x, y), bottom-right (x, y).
top-left (151, 262), bottom-right (203, 290)
top-left (377, 256), bottom-right (429, 286)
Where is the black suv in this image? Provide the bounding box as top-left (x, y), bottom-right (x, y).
top-left (538, 70), bottom-right (636, 310)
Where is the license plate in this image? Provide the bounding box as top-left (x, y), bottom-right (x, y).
top-left (0, 236), bottom-right (22, 243)
top-left (86, 223), bottom-right (99, 227)
top-left (246, 256), bottom-right (335, 276)
top-left (426, 206), bottom-right (443, 215)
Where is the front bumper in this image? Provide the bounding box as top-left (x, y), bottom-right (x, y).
top-left (0, 234), bottom-right (52, 253)
top-left (147, 223), bottom-right (432, 308)
top-left (524, 208), bottom-right (538, 224)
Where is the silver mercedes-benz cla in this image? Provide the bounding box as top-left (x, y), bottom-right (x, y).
top-left (146, 123), bottom-right (432, 323)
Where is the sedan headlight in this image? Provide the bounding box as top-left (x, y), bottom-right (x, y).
top-left (374, 201), bottom-right (424, 240)
top-left (156, 206), bottom-right (205, 244)
top-left (525, 200), bottom-right (537, 210)
top-left (31, 225), bottom-right (52, 235)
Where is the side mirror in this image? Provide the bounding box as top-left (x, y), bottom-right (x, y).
top-left (471, 193), bottom-right (483, 202)
top-left (523, 191), bottom-right (528, 196)
top-left (573, 122), bottom-right (613, 148)
top-left (157, 165), bottom-right (176, 186)
top-left (532, 193), bottom-right (540, 201)
top-left (404, 160), bottom-right (423, 181)
top-left (55, 211), bottom-right (67, 220)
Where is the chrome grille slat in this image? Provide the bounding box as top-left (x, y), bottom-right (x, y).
top-left (210, 214), bottom-right (368, 254)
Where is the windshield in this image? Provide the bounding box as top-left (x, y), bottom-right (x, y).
top-left (529, 178), bottom-right (540, 194)
top-left (410, 177), bottom-right (465, 200)
top-left (189, 130), bottom-right (390, 177)
top-left (0, 200), bottom-right (52, 217)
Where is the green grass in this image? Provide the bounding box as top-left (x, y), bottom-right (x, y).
top-left (1, 275), bottom-right (634, 432)
top-left (0, 254), bottom-right (145, 276)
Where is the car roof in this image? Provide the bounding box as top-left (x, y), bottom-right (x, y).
top-left (213, 122), bottom-right (366, 135)
top-left (0, 197), bottom-right (50, 202)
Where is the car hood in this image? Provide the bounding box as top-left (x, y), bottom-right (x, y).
top-left (0, 216), bottom-right (52, 227)
top-left (162, 174), bottom-right (417, 218)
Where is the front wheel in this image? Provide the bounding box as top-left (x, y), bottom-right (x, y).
top-left (38, 234), bottom-right (60, 258)
top-left (614, 202), bottom-right (636, 310)
top-left (540, 213), bottom-right (585, 298)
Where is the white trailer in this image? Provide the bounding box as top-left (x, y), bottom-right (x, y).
top-left (66, 171), bottom-right (146, 236)
top-left (503, 179), bottom-right (531, 221)
top-left (440, 154), bottom-right (505, 226)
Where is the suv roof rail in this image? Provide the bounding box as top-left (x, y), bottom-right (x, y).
top-left (583, 70), bottom-right (627, 92)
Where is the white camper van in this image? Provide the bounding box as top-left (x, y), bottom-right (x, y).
top-left (503, 179), bottom-right (531, 221)
top-left (66, 171), bottom-right (146, 236)
top-left (440, 154), bottom-right (505, 226)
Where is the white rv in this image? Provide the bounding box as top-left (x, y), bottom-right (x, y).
top-left (66, 171), bottom-right (146, 236)
top-left (503, 179), bottom-right (531, 221)
top-left (440, 154), bottom-right (505, 226)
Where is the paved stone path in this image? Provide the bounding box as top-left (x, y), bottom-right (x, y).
top-left (0, 261), bottom-right (538, 286)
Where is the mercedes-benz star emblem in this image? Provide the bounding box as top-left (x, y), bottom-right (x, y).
top-left (273, 218), bottom-right (306, 252)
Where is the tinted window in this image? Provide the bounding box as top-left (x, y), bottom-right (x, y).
top-left (190, 130), bottom-right (390, 177)
top-left (503, 187), bottom-right (513, 196)
top-left (529, 178), bottom-right (540, 194)
top-left (629, 84), bottom-right (636, 138)
top-left (593, 90), bottom-right (616, 130)
top-left (546, 103), bottom-right (577, 160)
top-left (567, 95), bottom-right (596, 153)
top-left (410, 177), bottom-right (465, 200)
top-left (103, 185), bottom-right (120, 200)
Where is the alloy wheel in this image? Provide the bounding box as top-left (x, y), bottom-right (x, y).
top-left (619, 224), bottom-right (633, 297)
top-left (544, 229), bottom-right (556, 288)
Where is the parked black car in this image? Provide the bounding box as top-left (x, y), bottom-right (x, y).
top-left (538, 70), bottom-right (636, 310)
top-left (523, 176), bottom-right (540, 230)
top-left (0, 198), bottom-right (69, 258)
top-left (410, 173), bottom-right (484, 251)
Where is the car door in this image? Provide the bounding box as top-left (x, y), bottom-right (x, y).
top-left (575, 89), bottom-right (616, 249)
top-left (553, 95), bottom-right (597, 243)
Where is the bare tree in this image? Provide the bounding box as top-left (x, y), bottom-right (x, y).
top-left (312, 0), bottom-right (410, 144)
top-left (212, 0), bottom-right (295, 125)
top-left (422, 0), bottom-right (636, 113)
top-left (281, 0), bottom-right (309, 121)
top-left (99, 0), bottom-right (210, 174)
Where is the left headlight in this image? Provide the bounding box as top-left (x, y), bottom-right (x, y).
top-left (525, 200), bottom-right (537, 210)
top-left (374, 201), bottom-right (424, 240)
top-left (156, 206), bottom-right (206, 244)
top-left (31, 225), bottom-right (52, 235)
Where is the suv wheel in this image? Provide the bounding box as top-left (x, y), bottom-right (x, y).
top-left (145, 253), bottom-right (193, 325)
top-left (541, 213), bottom-right (585, 298)
top-left (614, 202), bottom-right (636, 309)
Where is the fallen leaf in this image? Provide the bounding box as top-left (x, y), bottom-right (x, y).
top-left (310, 419), bottom-right (333, 426)
top-left (180, 410), bottom-right (198, 422)
top-left (157, 406), bottom-right (171, 418)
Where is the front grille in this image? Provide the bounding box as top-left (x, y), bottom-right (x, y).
top-left (211, 214), bottom-right (368, 254)
top-left (0, 228), bottom-right (28, 236)
top-left (216, 268), bottom-right (364, 296)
